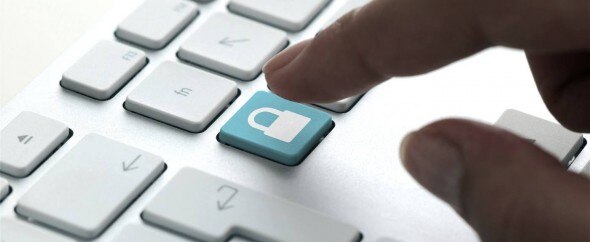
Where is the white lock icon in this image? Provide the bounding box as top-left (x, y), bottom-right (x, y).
top-left (247, 107), bottom-right (311, 143)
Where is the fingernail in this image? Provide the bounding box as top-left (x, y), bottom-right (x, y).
top-left (400, 131), bottom-right (464, 212)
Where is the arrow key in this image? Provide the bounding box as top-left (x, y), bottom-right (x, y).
top-left (16, 134), bottom-right (165, 239)
top-left (178, 13), bottom-right (287, 80)
top-left (1, 112), bottom-right (70, 177)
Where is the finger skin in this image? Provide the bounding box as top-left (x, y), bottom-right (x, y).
top-left (402, 119), bottom-right (590, 242)
top-left (266, 0), bottom-right (486, 102)
top-left (264, 0), bottom-right (590, 103)
top-left (527, 51), bottom-right (590, 132)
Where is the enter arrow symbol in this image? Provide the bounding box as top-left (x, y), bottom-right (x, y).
top-left (218, 37), bottom-right (250, 47)
top-left (122, 155), bottom-right (141, 172)
top-left (217, 185), bottom-right (238, 211)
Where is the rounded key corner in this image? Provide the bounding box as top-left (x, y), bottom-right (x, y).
top-left (13, 205), bottom-right (23, 218)
top-left (0, 185), bottom-right (12, 202)
top-left (176, 55), bottom-right (262, 82)
top-left (241, 71), bottom-right (263, 82)
top-left (158, 161), bottom-right (169, 173)
top-left (233, 87), bottom-right (242, 100)
top-left (315, 94), bottom-right (365, 114)
top-left (570, 138), bottom-right (588, 166)
top-left (60, 77), bottom-right (131, 101)
top-left (328, 120), bottom-right (336, 131)
top-left (215, 132), bottom-right (224, 144)
top-left (114, 30), bottom-right (165, 51)
top-left (138, 211), bottom-right (151, 224)
top-left (280, 38), bottom-right (291, 51)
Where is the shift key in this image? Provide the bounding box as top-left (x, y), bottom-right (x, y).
top-left (16, 134), bottom-right (165, 239)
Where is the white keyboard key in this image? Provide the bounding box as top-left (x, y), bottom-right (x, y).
top-left (0, 112), bottom-right (69, 177)
top-left (178, 13), bottom-right (287, 80)
top-left (316, 95), bottom-right (362, 113)
top-left (16, 134), bottom-right (165, 239)
top-left (143, 168), bottom-right (361, 242)
top-left (112, 225), bottom-right (193, 242)
top-left (0, 178), bottom-right (10, 201)
top-left (495, 109), bottom-right (585, 165)
top-left (125, 61), bottom-right (238, 132)
top-left (228, 0), bottom-right (330, 31)
top-left (1, 218), bottom-right (76, 242)
top-left (61, 41), bottom-right (147, 100)
top-left (116, 0), bottom-right (199, 49)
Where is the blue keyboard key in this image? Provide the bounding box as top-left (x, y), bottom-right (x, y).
top-left (219, 91), bottom-right (333, 166)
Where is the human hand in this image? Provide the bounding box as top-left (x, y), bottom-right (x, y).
top-left (263, 0), bottom-right (590, 241)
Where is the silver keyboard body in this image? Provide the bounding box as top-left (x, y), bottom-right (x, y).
top-left (2, 0), bottom-right (589, 241)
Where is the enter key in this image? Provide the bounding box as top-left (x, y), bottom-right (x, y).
top-left (142, 168), bottom-right (361, 242)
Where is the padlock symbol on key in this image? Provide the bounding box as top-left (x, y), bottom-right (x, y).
top-left (247, 107), bottom-right (311, 143)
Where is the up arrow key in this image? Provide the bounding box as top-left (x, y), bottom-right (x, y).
top-left (122, 155), bottom-right (141, 172)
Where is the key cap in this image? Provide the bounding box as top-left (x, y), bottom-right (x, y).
top-left (494, 109), bottom-right (585, 165)
top-left (0, 112), bottom-right (69, 177)
top-left (580, 161), bottom-right (590, 178)
top-left (219, 91), bottom-right (333, 166)
top-left (143, 168), bottom-right (361, 242)
top-left (228, 0), bottom-right (330, 31)
top-left (16, 134), bottom-right (165, 239)
top-left (0, 178), bottom-right (10, 201)
top-left (116, 0), bottom-right (199, 49)
top-left (61, 41), bottom-right (147, 100)
top-left (125, 61), bottom-right (238, 132)
top-left (316, 95), bottom-right (362, 113)
top-left (178, 13), bottom-right (287, 80)
top-left (0, 218), bottom-right (76, 242)
top-left (112, 225), bottom-right (193, 242)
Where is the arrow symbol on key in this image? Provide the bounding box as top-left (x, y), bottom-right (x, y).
top-left (218, 37), bottom-right (250, 47)
top-left (17, 135), bottom-right (33, 144)
top-left (122, 155), bottom-right (141, 172)
top-left (217, 185), bottom-right (239, 211)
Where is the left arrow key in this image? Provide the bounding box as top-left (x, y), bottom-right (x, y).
top-left (0, 112), bottom-right (70, 177)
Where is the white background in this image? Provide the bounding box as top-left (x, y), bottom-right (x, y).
top-left (0, 0), bottom-right (114, 105)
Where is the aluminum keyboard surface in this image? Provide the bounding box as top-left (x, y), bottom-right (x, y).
top-left (1, 0), bottom-right (589, 241)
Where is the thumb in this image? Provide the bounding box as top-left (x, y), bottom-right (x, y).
top-left (400, 119), bottom-right (590, 242)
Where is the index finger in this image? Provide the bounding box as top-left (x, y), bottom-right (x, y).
top-left (264, 0), bottom-right (590, 103)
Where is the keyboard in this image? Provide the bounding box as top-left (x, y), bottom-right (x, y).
top-left (1, 0), bottom-right (589, 241)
